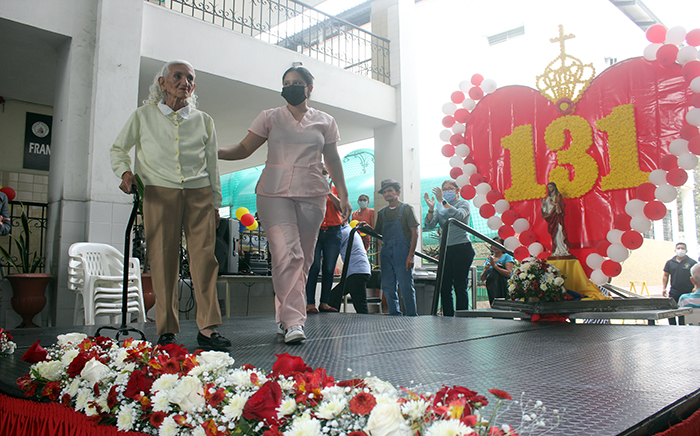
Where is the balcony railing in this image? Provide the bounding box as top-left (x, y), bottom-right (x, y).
top-left (148, 0), bottom-right (390, 84)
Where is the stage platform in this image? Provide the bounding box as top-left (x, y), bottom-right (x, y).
top-left (1, 314), bottom-right (699, 435)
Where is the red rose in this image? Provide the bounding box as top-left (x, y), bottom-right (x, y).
top-left (150, 411), bottom-right (167, 428)
top-left (272, 353), bottom-right (312, 377)
top-left (124, 370), bottom-right (154, 400)
top-left (488, 389), bottom-right (512, 400)
top-left (242, 380), bottom-right (282, 426)
top-left (61, 393), bottom-right (71, 407)
top-left (349, 392), bottom-right (376, 415)
top-left (348, 432), bottom-right (369, 436)
top-left (67, 352), bottom-right (89, 377)
top-left (21, 340), bottom-right (48, 363)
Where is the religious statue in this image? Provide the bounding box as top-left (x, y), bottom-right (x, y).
top-left (541, 182), bottom-right (571, 257)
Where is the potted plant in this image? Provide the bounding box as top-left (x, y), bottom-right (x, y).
top-left (0, 205), bottom-right (52, 328)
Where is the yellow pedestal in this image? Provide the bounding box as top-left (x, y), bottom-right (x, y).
top-left (548, 259), bottom-right (610, 300)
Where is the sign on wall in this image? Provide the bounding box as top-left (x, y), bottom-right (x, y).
top-left (23, 112), bottom-right (52, 171)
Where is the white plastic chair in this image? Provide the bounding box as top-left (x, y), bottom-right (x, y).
top-left (68, 243), bottom-right (146, 325)
top-left (683, 308), bottom-right (700, 326)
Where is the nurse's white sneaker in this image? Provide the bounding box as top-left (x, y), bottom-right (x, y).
top-left (284, 325), bottom-right (306, 344)
top-left (277, 323), bottom-right (284, 335)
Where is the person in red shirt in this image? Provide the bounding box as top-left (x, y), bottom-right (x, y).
top-left (305, 168), bottom-right (343, 313)
top-left (351, 194), bottom-right (375, 251)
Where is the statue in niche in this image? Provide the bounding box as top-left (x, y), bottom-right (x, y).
top-left (541, 182), bottom-right (571, 257)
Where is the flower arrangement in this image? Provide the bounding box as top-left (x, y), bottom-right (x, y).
top-left (0, 328), bottom-right (16, 356)
top-left (16, 333), bottom-right (561, 436)
top-left (508, 258), bottom-right (567, 303)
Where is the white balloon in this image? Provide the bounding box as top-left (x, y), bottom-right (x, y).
top-left (586, 253), bottom-right (604, 270)
top-left (630, 216), bottom-right (652, 233)
top-left (454, 144), bottom-right (470, 157)
top-left (439, 129), bottom-right (452, 142)
top-left (590, 269), bottom-right (609, 286)
top-left (607, 243), bottom-right (630, 262)
top-left (476, 182), bottom-right (491, 196)
top-left (513, 218), bottom-right (530, 233)
top-left (648, 169), bottom-right (668, 185)
top-left (463, 163), bottom-right (477, 176)
top-left (459, 80), bottom-right (471, 93)
top-left (669, 139), bottom-right (689, 156)
top-left (452, 123), bottom-right (466, 134)
top-left (481, 78), bottom-right (497, 94)
top-left (449, 155), bottom-right (463, 168)
top-left (442, 102), bottom-right (457, 115)
top-left (643, 43), bottom-right (662, 61)
top-left (487, 216), bottom-right (503, 230)
top-left (528, 242), bottom-right (544, 256)
top-left (624, 199), bottom-right (646, 217)
top-left (686, 108), bottom-right (700, 126)
top-left (665, 26), bottom-right (686, 45)
top-left (462, 99), bottom-right (476, 111)
top-left (504, 236), bottom-right (521, 251)
top-left (494, 199), bottom-right (510, 214)
top-left (678, 152), bottom-right (699, 170)
top-left (456, 174), bottom-right (470, 187)
top-left (692, 76), bottom-right (700, 93)
top-left (656, 184), bottom-right (677, 203)
top-left (607, 229), bottom-right (623, 244)
top-left (678, 46), bottom-right (699, 65)
top-left (473, 195), bottom-right (488, 209)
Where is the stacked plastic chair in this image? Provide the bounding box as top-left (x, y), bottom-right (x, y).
top-left (68, 242), bottom-right (146, 325)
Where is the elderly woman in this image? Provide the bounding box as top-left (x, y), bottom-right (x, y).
top-left (110, 60), bottom-right (231, 350)
top-left (219, 66), bottom-right (351, 343)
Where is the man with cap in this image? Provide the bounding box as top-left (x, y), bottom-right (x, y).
top-left (360, 179), bottom-right (419, 316)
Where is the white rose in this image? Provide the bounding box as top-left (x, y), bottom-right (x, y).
top-left (57, 333), bottom-right (88, 347)
top-left (519, 273), bottom-right (527, 280)
top-left (554, 277), bottom-right (564, 286)
top-left (197, 350), bottom-right (234, 367)
top-left (170, 376), bottom-right (205, 413)
top-left (365, 400), bottom-right (412, 436)
top-left (36, 360), bottom-right (65, 381)
top-left (365, 377), bottom-right (397, 396)
top-left (61, 349), bottom-right (80, 366)
top-left (540, 284), bottom-right (547, 290)
top-left (80, 358), bottom-right (109, 385)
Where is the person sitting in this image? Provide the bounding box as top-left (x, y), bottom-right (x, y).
top-left (679, 263), bottom-right (700, 309)
top-left (480, 237), bottom-right (514, 305)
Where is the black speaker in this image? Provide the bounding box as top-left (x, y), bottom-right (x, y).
top-left (215, 218), bottom-right (239, 274)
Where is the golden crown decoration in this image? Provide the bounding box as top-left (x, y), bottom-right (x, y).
top-left (536, 25), bottom-right (595, 113)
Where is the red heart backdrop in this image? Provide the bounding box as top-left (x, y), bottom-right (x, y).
top-left (464, 57), bottom-right (690, 271)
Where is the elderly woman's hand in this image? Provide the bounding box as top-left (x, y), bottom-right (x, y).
top-left (119, 171), bottom-right (136, 194)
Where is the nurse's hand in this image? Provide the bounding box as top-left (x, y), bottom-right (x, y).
top-left (339, 197), bottom-right (352, 222)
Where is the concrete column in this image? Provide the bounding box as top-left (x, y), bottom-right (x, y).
top-left (371, 0), bottom-right (421, 250)
top-left (45, 0), bottom-right (143, 326)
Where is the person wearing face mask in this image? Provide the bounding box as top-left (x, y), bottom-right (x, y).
top-left (480, 237), bottom-right (514, 305)
top-left (423, 180), bottom-right (474, 316)
top-left (662, 242), bottom-right (696, 325)
top-left (351, 194), bottom-right (375, 251)
top-left (218, 66), bottom-right (351, 343)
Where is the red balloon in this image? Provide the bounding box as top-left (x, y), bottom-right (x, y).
top-left (659, 154), bottom-right (678, 171)
top-left (689, 136), bottom-right (700, 154)
top-left (469, 173), bottom-right (486, 186)
top-left (682, 60), bottom-right (700, 82)
top-left (514, 246), bottom-right (529, 261)
top-left (453, 108), bottom-right (471, 124)
top-left (449, 167), bottom-right (463, 179)
top-left (666, 167), bottom-right (688, 186)
top-left (468, 87), bottom-right (484, 101)
top-left (451, 91), bottom-right (465, 104)
top-left (681, 125), bottom-right (700, 140)
top-left (621, 231), bottom-right (644, 250)
top-left (646, 24), bottom-right (667, 43)
top-left (486, 190), bottom-right (503, 204)
top-left (441, 144), bottom-right (455, 157)
top-left (657, 44), bottom-right (679, 68)
top-left (442, 116), bottom-right (455, 128)
top-left (471, 74), bottom-right (484, 86)
top-left (613, 213), bottom-right (632, 231)
top-left (596, 240), bottom-right (611, 257)
top-left (692, 93), bottom-right (700, 109)
top-left (635, 182), bottom-right (657, 201)
top-left (501, 209), bottom-right (519, 226)
top-left (450, 134), bottom-right (465, 146)
top-left (240, 213), bottom-right (255, 227)
top-left (479, 203), bottom-right (495, 219)
top-left (686, 28), bottom-right (700, 47)
top-left (460, 185), bottom-right (476, 200)
top-left (519, 230), bottom-right (536, 246)
top-left (0, 187), bottom-right (16, 202)
top-left (601, 260), bottom-right (622, 277)
top-left (463, 155), bottom-right (474, 164)
top-left (537, 251), bottom-right (550, 260)
top-left (644, 201), bottom-right (667, 220)
top-left (498, 225), bottom-right (515, 239)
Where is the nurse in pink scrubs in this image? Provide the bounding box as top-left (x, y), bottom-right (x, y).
top-left (218, 66), bottom-right (351, 344)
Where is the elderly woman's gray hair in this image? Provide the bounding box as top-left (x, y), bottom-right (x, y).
top-left (143, 60), bottom-right (198, 107)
